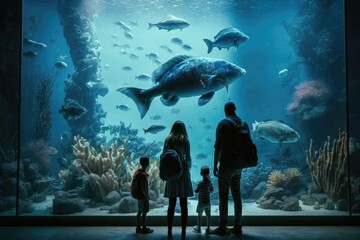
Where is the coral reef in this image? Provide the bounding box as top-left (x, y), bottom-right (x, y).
top-left (21, 139), bottom-right (55, 175)
top-left (267, 170), bottom-right (287, 188)
top-left (284, 168), bottom-right (302, 179)
top-left (287, 80), bottom-right (331, 120)
top-left (69, 135), bottom-right (126, 201)
top-left (57, 0), bottom-right (108, 146)
top-left (306, 130), bottom-right (348, 202)
top-left (267, 168), bottom-right (302, 190)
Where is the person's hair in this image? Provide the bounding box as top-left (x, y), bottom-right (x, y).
top-left (224, 101), bottom-right (236, 116)
top-left (166, 120), bottom-right (188, 145)
top-left (200, 166), bottom-right (210, 176)
top-left (139, 156), bottom-right (149, 167)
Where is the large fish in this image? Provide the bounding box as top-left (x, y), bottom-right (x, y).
top-left (148, 15), bottom-right (190, 31)
top-left (252, 120), bottom-right (300, 143)
top-left (203, 27), bottom-right (249, 54)
top-left (117, 55), bottom-right (246, 118)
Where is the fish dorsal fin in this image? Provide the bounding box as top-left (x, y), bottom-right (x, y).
top-left (152, 55), bottom-right (192, 84)
top-left (214, 27), bottom-right (237, 39)
top-left (264, 119), bottom-right (285, 123)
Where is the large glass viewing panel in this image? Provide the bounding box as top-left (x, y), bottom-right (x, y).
top-left (11, 0), bottom-right (353, 217)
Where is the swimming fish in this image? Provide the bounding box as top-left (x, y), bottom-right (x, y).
top-left (117, 55), bottom-right (246, 118)
top-left (278, 68), bottom-right (288, 78)
top-left (116, 104), bottom-right (130, 111)
top-left (203, 27), bottom-right (249, 53)
top-left (55, 61), bottom-right (68, 68)
top-left (59, 99), bottom-right (87, 120)
top-left (252, 120), bottom-right (300, 143)
top-left (143, 125), bottom-right (166, 134)
top-left (148, 15), bottom-right (190, 31)
top-left (150, 114), bottom-right (162, 120)
top-left (135, 74), bottom-right (151, 81)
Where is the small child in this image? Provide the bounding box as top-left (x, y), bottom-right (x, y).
top-left (193, 166), bottom-right (214, 234)
top-left (133, 156), bottom-right (153, 234)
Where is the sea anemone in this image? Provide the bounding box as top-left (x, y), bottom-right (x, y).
top-left (267, 170), bottom-right (287, 188)
top-left (284, 168), bottom-right (302, 179)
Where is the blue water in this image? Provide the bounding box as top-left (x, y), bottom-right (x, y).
top-left (20, 0), bottom-right (345, 185)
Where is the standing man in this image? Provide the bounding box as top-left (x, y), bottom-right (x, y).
top-left (210, 102), bottom-right (248, 236)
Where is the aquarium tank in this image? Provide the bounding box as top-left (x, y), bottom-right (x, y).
top-left (1, 0), bottom-right (359, 218)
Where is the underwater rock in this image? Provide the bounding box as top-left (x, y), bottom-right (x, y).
top-left (322, 199), bottom-right (335, 210)
top-left (311, 193), bottom-right (328, 205)
top-left (18, 199), bottom-right (34, 214)
top-left (52, 197), bottom-right (86, 214)
top-left (336, 199), bottom-right (348, 211)
top-left (0, 162), bottom-right (17, 179)
top-left (33, 177), bottom-right (55, 194)
top-left (31, 193), bottom-right (47, 203)
top-left (301, 195), bottom-right (316, 206)
top-left (259, 198), bottom-right (283, 210)
top-left (282, 196), bottom-right (300, 211)
top-left (250, 181), bottom-right (267, 200)
top-left (118, 196), bottom-right (137, 213)
top-left (262, 187), bottom-right (285, 201)
top-left (104, 191), bottom-right (121, 204)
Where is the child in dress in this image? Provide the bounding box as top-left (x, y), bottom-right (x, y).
top-left (193, 166), bottom-right (214, 234)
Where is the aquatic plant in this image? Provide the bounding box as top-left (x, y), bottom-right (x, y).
top-left (32, 78), bottom-right (54, 141)
top-left (306, 130), bottom-right (348, 202)
top-left (267, 170), bottom-right (287, 188)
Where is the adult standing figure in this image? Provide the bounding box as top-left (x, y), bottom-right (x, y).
top-left (163, 120), bottom-right (194, 236)
top-left (210, 102), bottom-right (248, 236)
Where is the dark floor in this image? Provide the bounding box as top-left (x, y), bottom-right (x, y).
top-left (1, 226), bottom-right (360, 240)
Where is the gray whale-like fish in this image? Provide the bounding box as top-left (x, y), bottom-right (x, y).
top-left (117, 55), bottom-right (246, 119)
top-left (148, 15), bottom-right (190, 31)
top-left (252, 120), bottom-right (300, 144)
top-left (203, 27), bottom-right (249, 53)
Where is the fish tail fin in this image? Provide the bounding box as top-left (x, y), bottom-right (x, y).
top-left (148, 22), bottom-right (155, 30)
top-left (203, 39), bottom-right (213, 54)
top-left (117, 87), bottom-right (153, 119)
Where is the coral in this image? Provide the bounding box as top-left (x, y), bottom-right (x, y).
top-left (284, 168), bottom-right (302, 179)
top-left (287, 80), bottom-right (331, 120)
top-left (70, 135), bottom-right (126, 201)
top-left (33, 78), bottom-right (54, 141)
top-left (306, 130), bottom-right (348, 202)
top-left (22, 139), bottom-right (53, 175)
top-left (148, 159), bottom-right (165, 198)
top-left (267, 170), bottom-right (287, 188)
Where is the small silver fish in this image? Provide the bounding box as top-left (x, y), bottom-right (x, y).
top-left (148, 15), bottom-right (190, 32)
top-left (135, 74), bottom-right (151, 81)
top-left (55, 61), bottom-right (68, 68)
top-left (122, 66), bottom-right (132, 71)
top-left (116, 104), bottom-right (130, 111)
top-left (182, 44), bottom-right (192, 51)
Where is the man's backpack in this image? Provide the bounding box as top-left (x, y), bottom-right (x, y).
top-left (226, 118), bottom-right (258, 169)
top-left (131, 170), bottom-right (144, 200)
top-left (159, 146), bottom-right (183, 181)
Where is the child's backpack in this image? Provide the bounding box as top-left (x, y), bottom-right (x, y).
top-left (131, 170), bottom-right (143, 200)
top-left (226, 118), bottom-right (258, 169)
top-left (159, 147), bottom-right (183, 181)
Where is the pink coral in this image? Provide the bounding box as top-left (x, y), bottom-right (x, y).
top-left (287, 80), bottom-right (331, 120)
